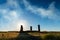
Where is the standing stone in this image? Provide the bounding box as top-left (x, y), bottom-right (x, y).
top-left (30, 26), bottom-right (32, 31)
top-left (38, 25), bottom-right (40, 32)
top-left (20, 25), bottom-right (23, 32)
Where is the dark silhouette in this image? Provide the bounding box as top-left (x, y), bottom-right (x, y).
top-left (38, 25), bottom-right (40, 32)
top-left (30, 26), bottom-right (32, 31)
top-left (0, 25), bottom-right (60, 40)
top-left (20, 25), bottom-right (23, 32)
top-left (16, 31), bottom-right (42, 40)
top-left (15, 25), bottom-right (42, 40)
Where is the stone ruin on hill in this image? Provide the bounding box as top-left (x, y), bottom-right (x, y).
top-left (20, 25), bottom-right (40, 32)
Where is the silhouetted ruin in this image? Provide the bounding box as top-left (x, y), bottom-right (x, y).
top-left (0, 24), bottom-right (60, 40)
top-left (30, 26), bottom-right (32, 31)
top-left (20, 25), bottom-right (23, 32)
top-left (20, 24), bottom-right (40, 32)
top-left (38, 25), bottom-right (40, 32)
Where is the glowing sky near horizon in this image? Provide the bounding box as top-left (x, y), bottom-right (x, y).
top-left (0, 0), bottom-right (60, 31)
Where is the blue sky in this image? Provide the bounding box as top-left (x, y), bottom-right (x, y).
top-left (0, 0), bottom-right (60, 31)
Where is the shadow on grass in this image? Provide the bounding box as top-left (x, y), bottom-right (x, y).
top-left (0, 31), bottom-right (42, 40)
top-left (0, 32), bottom-right (60, 40)
top-left (16, 31), bottom-right (42, 40)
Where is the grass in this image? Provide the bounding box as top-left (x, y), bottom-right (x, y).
top-left (0, 31), bottom-right (60, 40)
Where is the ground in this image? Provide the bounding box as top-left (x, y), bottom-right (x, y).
top-left (0, 31), bottom-right (60, 40)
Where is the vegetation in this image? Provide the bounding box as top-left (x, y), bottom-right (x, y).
top-left (0, 32), bottom-right (60, 40)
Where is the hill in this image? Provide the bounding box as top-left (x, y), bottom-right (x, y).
top-left (0, 31), bottom-right (60, 40)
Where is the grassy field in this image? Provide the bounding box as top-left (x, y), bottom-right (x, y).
top-left (0, 31), bottom-right (60, 40)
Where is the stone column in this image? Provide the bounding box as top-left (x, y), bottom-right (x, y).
top-left (20, 25), bottom-right (23, 32)
top-left (38, 24), bottom-right (40, 32)
top-left (30, 26), bottom-right (32, 31)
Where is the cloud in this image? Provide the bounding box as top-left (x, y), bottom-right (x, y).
top-left (0, 0), bottom-right (29, 31)
top-left (24, 0), bottom-right (60, 20)
top-left (7, 0), bottom-right (19, 9)
top-left (0, 0), bottom-right (60, 31)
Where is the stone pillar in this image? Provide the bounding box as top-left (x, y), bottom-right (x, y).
top-left (38, 24), bottom-right (40, 32)
top-left (30, 26), bottom-right (32, 31)
top-left (20, 25), bottom-right (23, 32)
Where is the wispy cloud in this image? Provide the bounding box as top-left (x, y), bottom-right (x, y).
top-left (0, 0), bottom-right (60, 31)
top-left (0, 0), bottom-right (29, 31)
top-left (24, 0), bottom-right (60, 20)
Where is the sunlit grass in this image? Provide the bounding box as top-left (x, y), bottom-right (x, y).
top-left (0, 32), bottom-right (60, 40)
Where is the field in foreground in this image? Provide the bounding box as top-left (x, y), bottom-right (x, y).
top-left (0, 31), bottom-right (60, 40)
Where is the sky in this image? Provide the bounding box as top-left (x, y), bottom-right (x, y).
top-left (0, 0), bottom-right (60, 31)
